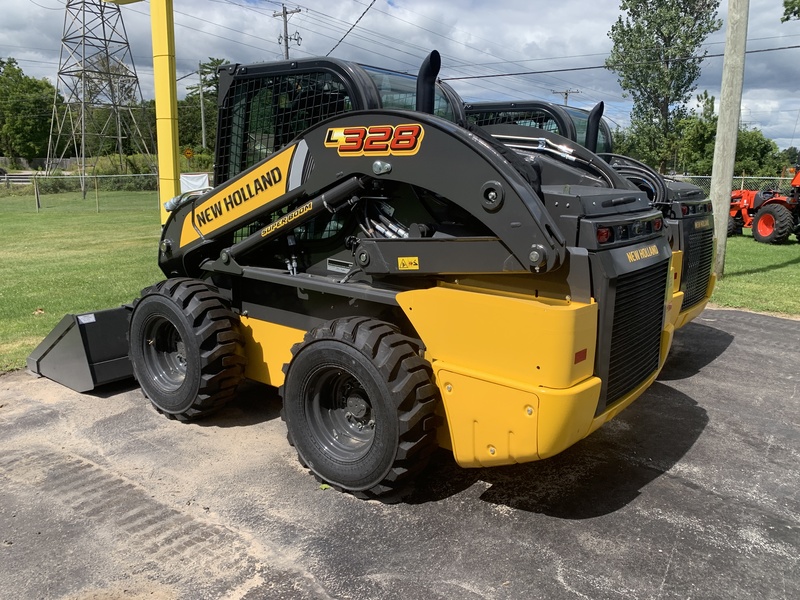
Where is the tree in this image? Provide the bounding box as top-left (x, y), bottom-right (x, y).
top-left (605, 1), bottom-right (722, 173)
top-left (0, 58), bottom-right (59, 163)
top-left (780, 146), bottom-right (799, 166)
top-left (735, 129), bottom-right (782, 177)
top-left (782, 0), bottom-right (800, 21)
top-left (185, 57), bottom-right (227, 101)
top-left (680, 92), bottom-right (783, 177)
top-left (680, 92), bottom-right (718, 175)
top-left (181, 57), bottom-right (227, 151)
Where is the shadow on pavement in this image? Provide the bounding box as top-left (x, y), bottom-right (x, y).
top-left (197, 380), bottom-right (283, 428)
top-left (408, 382), bottom-right (707, 518)
top-left (83, 377), bottom-right (140, 399)
top-left (658, 320), bottom-right (733, 381)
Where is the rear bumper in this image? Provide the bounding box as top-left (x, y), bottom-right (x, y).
top-left (398, 283), bottom-right (674, 469)
top-left (433, 321), bottom-right (673, 468)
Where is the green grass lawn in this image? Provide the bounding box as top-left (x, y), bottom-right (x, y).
top-left (711, 230), bottom-right (800, 316)
top-left (1, 189), bottom-right (799, 372)
top-left (0, 191), bottom-right (163, 371)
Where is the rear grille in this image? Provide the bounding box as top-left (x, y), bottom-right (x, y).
top-left (606, 259), bottom-right (669, 405)
top-left (683, 228), bottom-right (714, 309)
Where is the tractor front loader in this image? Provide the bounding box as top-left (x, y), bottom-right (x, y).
top-left (30, 52), bottom-right (675, 500)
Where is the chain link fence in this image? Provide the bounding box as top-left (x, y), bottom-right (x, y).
top-left (2, 173), bottom-right (159, 194)
top-left (670, 176), bottom-right (795, 197)
top-left (3, 171), bottom-right (793, 203)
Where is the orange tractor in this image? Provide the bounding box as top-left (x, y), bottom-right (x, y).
top-left (730, 169), bottom-right (800, 243)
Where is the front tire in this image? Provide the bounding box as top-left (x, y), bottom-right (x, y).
top-left (753, 204), bottom-right (792, 244)
top-left (727, 215), bottom-right (742, 237)
top-left (129, 278), bottom-right (245, 421)
top-left (281, 317), bottom-right (439, 499)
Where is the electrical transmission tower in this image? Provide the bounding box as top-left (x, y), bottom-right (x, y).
top-left (47, 0), bottom-right (153, 189)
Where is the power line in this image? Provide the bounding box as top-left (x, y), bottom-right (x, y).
top-left (441, 45), bottom-right (800, 82)
top-left (326, 0), bottom-right (376, 56)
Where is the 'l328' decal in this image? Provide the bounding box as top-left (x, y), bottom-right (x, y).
top-left (325, 124), bottom-right (424, 157)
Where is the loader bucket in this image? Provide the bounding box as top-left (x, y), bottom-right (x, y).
top-left (27, 306), bottom-right (134, 393)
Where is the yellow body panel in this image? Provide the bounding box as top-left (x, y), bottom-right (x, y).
top-left (670, 250), bottom-right (684, 295)
top-left (397, 284), bottom-right (598, 390)
top-left (437, 368), bottom-right (541, 466)
top-left (239, 316), bottom-right (306, 387)
top-left (664, 249), bottom-right (684, 329)
top-left (397, 284), bottom-right (608, 468)
top-left (398, 283), bottom-right (672, 468)
top-left (535, 376), bottom-right (603, 459)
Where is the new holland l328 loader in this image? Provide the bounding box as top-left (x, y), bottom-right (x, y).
top-left (30, 52), bottom-right (677, 500)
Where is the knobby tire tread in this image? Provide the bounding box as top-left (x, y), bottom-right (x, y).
top-left (280, 317), bottom-right (439, 500)
top-left (131, 277), bottom-right (245, 421)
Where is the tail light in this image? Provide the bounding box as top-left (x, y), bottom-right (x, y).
top-left (597, 226), bottom-right (613, 244)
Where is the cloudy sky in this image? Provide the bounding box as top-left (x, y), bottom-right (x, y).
top-left (3, 0), bottom-right (800, 148)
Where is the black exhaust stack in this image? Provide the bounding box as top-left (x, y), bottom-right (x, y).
top-left (416, 50), bottom-right (441, 114)
top-left (586, 101), bottom-right (604, 153)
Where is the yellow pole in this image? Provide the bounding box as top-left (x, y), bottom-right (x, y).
top-left (103, 0), bottom-right (180, 224)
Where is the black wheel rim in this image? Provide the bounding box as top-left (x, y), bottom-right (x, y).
top-left (142, 315), bottom-right (186, 392)
top-left (304, 365), bottom-right (375, 462)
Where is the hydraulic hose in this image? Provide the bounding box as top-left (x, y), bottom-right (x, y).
top-left (598, 153), bottom-right (669, 205)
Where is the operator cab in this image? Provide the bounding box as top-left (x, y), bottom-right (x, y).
top-left (214, 58), bottom-right (464, 184)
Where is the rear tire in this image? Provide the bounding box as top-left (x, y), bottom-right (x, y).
top-left (129, 278), bottom-right (245, 421)
top-left (752, 204), bottom-right (793, 244)
top-left (281, 317), bottom-right (439, 499)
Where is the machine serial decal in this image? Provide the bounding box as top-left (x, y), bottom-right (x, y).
top-left (261, 201), bottom-right (314, 237)
top-left (325, 124), bottom-right (424, 156)
top-left (626, 244), bottom-right (660, 263)
top-left (397, 256), bottom-right (420, 270)
top-left (694, 217), bottom-right (711, 230)
top-left (180, 145), bottom-right (296, 247)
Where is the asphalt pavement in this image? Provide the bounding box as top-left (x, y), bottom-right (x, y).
top-left (0, 307), bottom-right (798, 599)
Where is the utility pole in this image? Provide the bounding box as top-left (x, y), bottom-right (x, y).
top-left (273, 4), bottom-right (302, 59)
top-left (552, 89), bottom-right (580, 105)
top-left (198, 62), bottom-right (206, 150)
top-left (709, 0), bottom-right (750, 280)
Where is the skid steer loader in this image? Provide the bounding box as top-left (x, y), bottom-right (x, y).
top-left (466, 100), bottom-right (716, 330)
top-left (30, 52), bottom-right (675, 500)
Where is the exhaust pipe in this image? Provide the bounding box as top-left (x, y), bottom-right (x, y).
top-left (416, 50), bottom-right (441, 114)
top-left (586, 101), bottom-right (604, 153)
